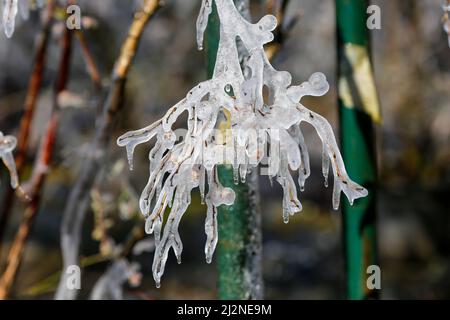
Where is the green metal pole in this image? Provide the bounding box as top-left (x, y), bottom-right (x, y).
top-left (336, 0), bottom-right (381, 300)
top-left (205, 0), bottom-right (263, 300)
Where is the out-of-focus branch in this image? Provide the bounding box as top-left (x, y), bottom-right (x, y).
top-left (75, 30), bottom-right (102, 91)
top-left (55, 0), bottom-right (163, 300)
top-left (15, 0), bottom-right (56, 171)
top-left (23, 222), bottom-right (145, 298)
top-left (0, 26), bottom-right (74, 300)
top-left (0, 0), bottom-right (56, 258)
top-left (265, 0), bottom-right (300, 60)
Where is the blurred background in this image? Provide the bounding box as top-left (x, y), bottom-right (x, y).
top-left (0, 0), bottom-right (449, 299)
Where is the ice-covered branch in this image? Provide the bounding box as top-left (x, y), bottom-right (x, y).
top-left (118, 0), bottom-right (368, 287)
top-left (0, 132), bottom-right (19, 189)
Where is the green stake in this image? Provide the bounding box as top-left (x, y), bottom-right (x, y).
top-left (336, 0), bottom-right (381, 300)
top-left (205, 0), bottom-right (263, 300)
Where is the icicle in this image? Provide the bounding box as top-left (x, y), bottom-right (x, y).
top-left (2, 0), bottom-right (18, 38)
top-left (287, 126), bottom-right (310, 192)
top-left (196, 0), bottom-right (212, 50)
top-left (233, 137), bottom-right (239, 184)
top-left (332, 178), bottom-right (341, 210)
top-left (204, 198), bottom-right (218, 264)
top-left (322, 145), bottom-right (330, 188)
top-left (117, 121), bottom-right (161, 171)
top-left (0, 132), bottom-right (19, 189)
top-left (239, 165), bottom-right (247, 183)
top-left (199, 166), bottom-right (206, 204)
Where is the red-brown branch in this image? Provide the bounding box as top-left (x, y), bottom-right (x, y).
top-left (75, 30), bottom-right (102, 91)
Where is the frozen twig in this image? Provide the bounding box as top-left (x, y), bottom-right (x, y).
top-left (55, 0), bottom-right (162, 300)
top-left (1, 0), bottom-right (19, 38)
top-left (0, 133), bottom-right (19, 189)
top-left (118, 0), bottom-right (368, 288)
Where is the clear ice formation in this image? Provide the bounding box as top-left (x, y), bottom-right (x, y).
top-left (117, 0), bottom-right (368, 287)
top-left (0, 132), bottom-right (19, 189)
top-left (1, 0), bottom-right (44, 38)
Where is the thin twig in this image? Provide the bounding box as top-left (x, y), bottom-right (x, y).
top-left (75, 30), bottom-right (102, 91)
top-left (0, 26), bottom-right (74, 300)
top-left (55, 0), bottom-right (162, 300)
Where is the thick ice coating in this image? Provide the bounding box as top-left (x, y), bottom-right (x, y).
top-left (117, 0), bottom-right (368, 287)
